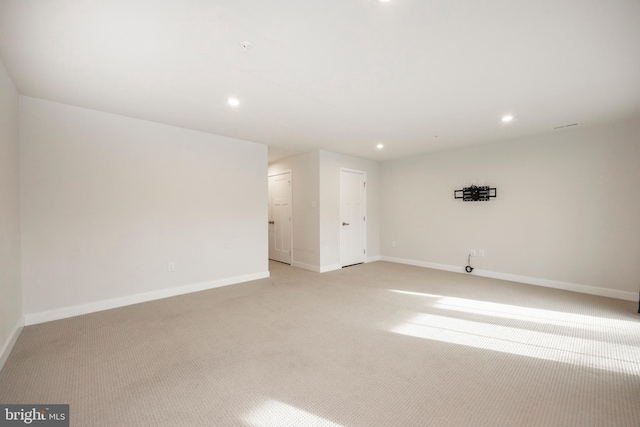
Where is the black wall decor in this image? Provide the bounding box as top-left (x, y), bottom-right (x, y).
top-left (454, 185), bottom-right (497, 202)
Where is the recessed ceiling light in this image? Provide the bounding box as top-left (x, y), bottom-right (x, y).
top-left (377, 0), bottom-right (395, 3)
top-left (376, 143), bottom-right (384, 149)
top-left (502, 115), bottom-right (514, 123)
top-left (227, 97), bottom-right (240, 107)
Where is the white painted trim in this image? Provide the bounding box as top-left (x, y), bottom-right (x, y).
top-left (381, 256), bottom-right (462, 273)
top-left (291, 261), bottom-right (321, 273)
top-left (24, 271), bottom-right (270, 326)
top-left (291, 261), bottom-right (344, 273)
top-left (366, 256), bottom-right (382, 263)
top-left (0, 317), bottom-right (24, 372)
top-left (320, 264), bottom-right (342, 273)
top-left (473, 269), bottom-right (637, 302)
top-left (380, 256), bottom-right (637, 302)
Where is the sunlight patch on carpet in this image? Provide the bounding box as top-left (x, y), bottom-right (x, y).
top-left (242, 399), bottom-right (345, 427)
top-left (391, 312), bottom-right (640, 376)
top-left (388, 289), bottom-right (637, 328)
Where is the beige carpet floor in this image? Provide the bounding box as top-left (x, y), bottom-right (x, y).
top-left (1, 261), bottom-right (639, 426)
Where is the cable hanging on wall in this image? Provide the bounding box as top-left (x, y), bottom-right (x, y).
top-left (465, 253), bottom-right (474, 273)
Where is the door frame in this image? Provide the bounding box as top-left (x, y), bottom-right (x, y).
top-left (339, 168), bottom-right (367, 267)
top-left (268, 170), bottom-right (293, 264)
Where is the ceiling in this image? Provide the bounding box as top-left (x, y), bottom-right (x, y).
top-left (1, 0), bottom-right (639, 162)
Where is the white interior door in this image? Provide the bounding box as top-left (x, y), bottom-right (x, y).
top-left (268, 172), bottom-right (292, 264)
top-left (340, 169), bottom-right (366, 267)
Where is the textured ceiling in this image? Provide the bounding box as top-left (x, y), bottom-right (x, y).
top-left (1, 0), bottom-right (639, 162)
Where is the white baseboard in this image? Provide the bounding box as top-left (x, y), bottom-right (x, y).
top-left (381, 256), bottom-right (462, 273)
top-left (292, 261), bottom-right (372, 273)
top-left (0, 317), bottom-right (24, 372)
top-left (24, 271), bottom-right (270, 326)
top-left (291, 261), bottom-right (321, 273)
top-left (380, 256), bottom-right (638, 302)
top-left (473, 268), bottom-right (637, 302)
top-left (367, 256), bottom-right (382, 263)
top-left (320, 264), bottom-right (341, 273)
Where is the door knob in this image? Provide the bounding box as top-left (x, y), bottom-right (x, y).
top-left (342, 222), bottom-right (349, 226)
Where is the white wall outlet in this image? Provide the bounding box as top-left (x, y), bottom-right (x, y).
top-left (468, 249), bottom-right (477, 257)
top-left (479, 250), bottom-right (485, 257)
top-left (392, 241), bottom-right (396, 248)
top-left (168, 262), bottom-right (175, 272)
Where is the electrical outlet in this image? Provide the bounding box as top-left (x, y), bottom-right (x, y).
top-left (168, 262), bottom-right (175, 272)
top-left (479, 250), bottom-right (485, 257)
top-left (468, 249), bottom-right (477, 257)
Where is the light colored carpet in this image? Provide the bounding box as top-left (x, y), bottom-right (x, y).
top-left (1, 261), bottom-right (639, 426)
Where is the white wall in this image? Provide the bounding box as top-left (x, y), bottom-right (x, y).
top-left (381, 119), bottom-right (640, 300)
top-left (319, 150), bottom-right (380, 271)
top-left (269, 151), bottom-right (321, 270)
top-left (20, 97), bottom-right (269, 323)
top-left (0, 60), bottom-right (22, 369)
